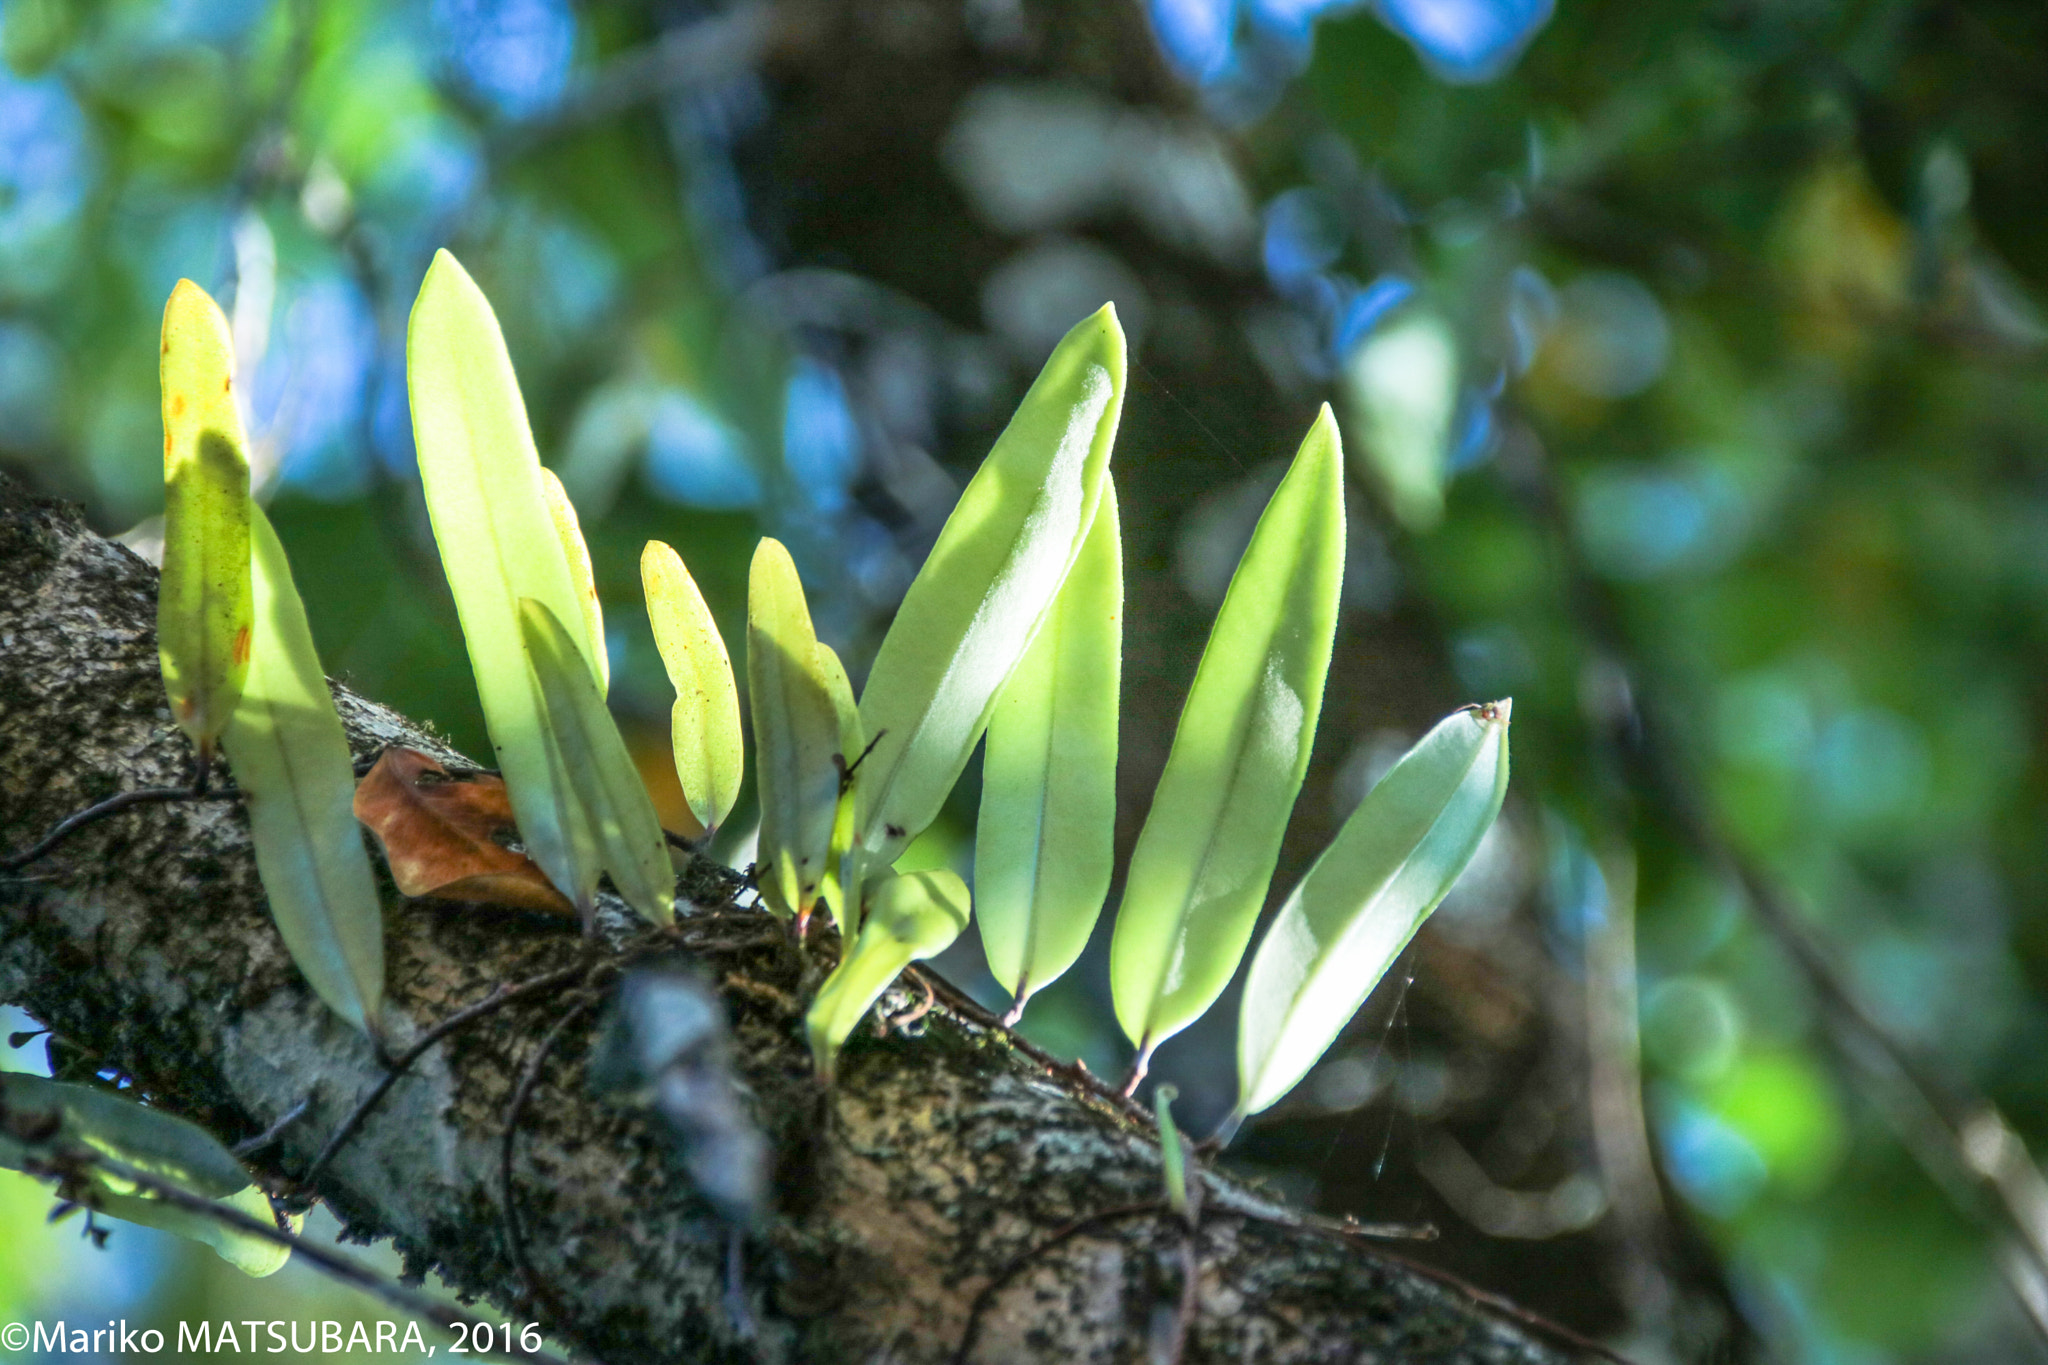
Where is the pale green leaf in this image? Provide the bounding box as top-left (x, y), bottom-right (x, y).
top-left (157, 279), bottom-right (252, 763)
top-left (0, 1076), bottom-right (288, 1276)
top-left (1232, 701), bottom-right (1511, 1122)
top-left (93, 1183), bottom-right (292, 1278)
top-left (223, 505), bottom-right (385, 1037)
top-left (976, 483), bottom-right (1121, 1019)
top-left (815, 642), bottom-right (862, 932)
top-left (519, 598), bottom-right (675, 926)
top-left (856, 304), bottom-right (1125, 867)
top-left (747, 538), bottom-right (841, 923)
top-left (1343, 309), bottom-right (1457, 532)
top-left (0, 1074), bottom-right (249, 1198)
top-left (539, 467), bottom-right (606, 694)
top-left (642, 540), bottom-right (743, 833)
top-left (407, 249), bottom-right (597, 911)
top-left (1154, 1084), bottom-right (1191, 1224)
top-left (1107, 406), bottom-right (1346, 1070)
top-left (806, 869), bottom-right (970, 1081)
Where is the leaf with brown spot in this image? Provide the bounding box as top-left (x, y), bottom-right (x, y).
top-left (352, 747), bottom-right (576, 916)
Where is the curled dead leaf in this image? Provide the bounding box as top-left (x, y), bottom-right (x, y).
top-left (352, 747), bottom-right (576, 916)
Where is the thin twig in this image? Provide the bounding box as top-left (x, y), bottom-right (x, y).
top-left (233, 1097), bottom-right (312, 1159)
top-left (1500, 420), bottom-right (2048, 1343)
top-left (951, 1202), bottom-right (1165, 1365)
top-left (0, 785), bottom-right (234, 872)
top-left (501, 996), bottom-right (599, 1328)
top-left (1163, 1226), bottom-right (1200, 1365)
top-left (26, 1150), bottom-right (572, 1365)
top-left (302, 963), bottom-right (590, 1187)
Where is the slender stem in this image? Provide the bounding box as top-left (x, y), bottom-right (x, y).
top-left (501, 997), bottom-right (599, 1328)
top-left (233, 1097), bottom-right (312, 1158)
top-left (302, 963), bottom-right (589, 1187)
top-left (0, 786), bottom-right (233, 873)
top-left (950, 1202), bottom-right (1165, 1365)
top-left (27, 1151), bottom-right (573, 1365)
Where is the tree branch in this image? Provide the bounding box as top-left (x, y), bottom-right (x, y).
top-left (0, 473), bottom-right (1588, 1362)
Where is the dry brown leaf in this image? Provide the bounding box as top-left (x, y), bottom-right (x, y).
top-left (353, 747), bottom-right (575, 916)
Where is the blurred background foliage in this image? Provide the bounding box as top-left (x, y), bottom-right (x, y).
top-left (4, 0), bottom-right (2048, 1360)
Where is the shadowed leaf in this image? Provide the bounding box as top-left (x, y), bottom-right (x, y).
top-left (223, 505), bottom-right (386, 1038)
top-left (747, 539), bottom-right (841, 924)
top-left (520, 598), bottom-right (675, 926)
top-left (977, 483), bottom-right (1121, 1019)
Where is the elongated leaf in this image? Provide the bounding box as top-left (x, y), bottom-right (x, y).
top-left (856, 305), bottom-right (1125, 867)
top-left (539, 467), bottom-right (606, 693)
top-left (223, 505), bottom-right (385, 1037)
top-left (1108, 407), bottom-right (1346, 1071)
top-left (94, 1183), bottom-right (292, 1278)
top-left (747, 539), bottom-right (841, 923)
top-left (157, 279), bottom-right (253, 763)
top-left (520, 599), bottom-right (675, 926)
top-left (407, 249), bottom-right (596, 911)
top-left (976, 484), bottom-right (1121, 1019)
top-left (0, 1076), bottom-right (289, 1276)
top-left (806, 869), bottom-right (971, 1081)
top-left (0, 1074), bottom-right (249, 1197)
top-left (642, 540), bottom-right (743, 833)
top-left (1232, 702), bottom-right (1510, 1123)
top-left (815, 642), bottom-right (862, 931)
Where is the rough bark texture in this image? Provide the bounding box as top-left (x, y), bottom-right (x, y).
top-left (0, 473), bottom-right (1581, 1363)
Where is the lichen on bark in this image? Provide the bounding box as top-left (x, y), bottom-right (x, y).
top-left (0, 474), bottom-right (1576, 1364)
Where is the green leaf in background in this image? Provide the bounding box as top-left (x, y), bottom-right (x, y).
top-left (1342, 308), bottom-right (1457, 532)
top-left (806, 868), bottom-right (971, 1082)
top-left (407, 249), bottom-right (597, 912)
top-left (539, 466), bottom-right (607, 694)
top-left (747, 538), bottom-right (842, 925)
top-left (223, 505), bottom-right (385, 1038)
top-left (976, 483), bottom-right (1122, 1023)
top-left (93, 1183), bottom-right (291, 1278)
top-left (0, 1076), bottom-right (287, 1277)
top-left (642, 539), bottom-right (743, 835)
top-left (1107, 406), bottom-right (1346, 1078)
top-left (815, 642), bottom-right (863, 932)
top-left (156, 279), bottom-right (252, 766)
top-left (519, 598), bottom-right (675, 926)
top-left (1231, 701), bottom-right (1511, 1127)
top-left (855, 304), bottom-right (1126, 869)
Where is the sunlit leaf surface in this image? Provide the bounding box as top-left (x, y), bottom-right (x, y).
top-left (642, 539), bottom-right (743, 834)
top-left (1108, 407), bottom-right (1346, 1070)
top-left (1233, 701), bottom-right (1510, 1123)
top-left (156, 278), bottom-right (252, 763)
top-left (407, 249), bottom-right (597, 911)
top-left (806, 869), bottom-right (971, 1082)
top-left (539, 466), bottom-right (607, 694)
top-left (855, 304), bottom-right (1125, 868)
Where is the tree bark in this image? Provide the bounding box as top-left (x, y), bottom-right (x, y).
top-left (0, 473), bottom-right (1586, 1363)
